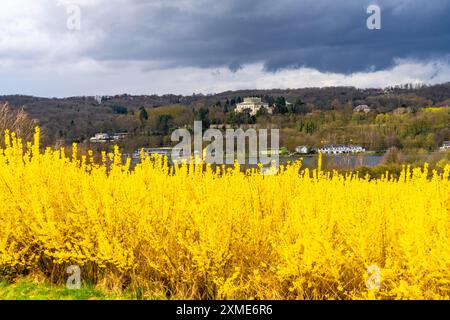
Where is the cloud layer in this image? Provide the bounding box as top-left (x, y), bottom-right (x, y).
top-left (0, 0), bottom-right (449, 97)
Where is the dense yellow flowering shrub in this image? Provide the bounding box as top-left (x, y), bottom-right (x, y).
top-left (0, 128), bottom-right (449, 299)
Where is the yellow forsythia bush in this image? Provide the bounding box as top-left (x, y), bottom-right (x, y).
top-left (0, 128), bottom-right (449, 299)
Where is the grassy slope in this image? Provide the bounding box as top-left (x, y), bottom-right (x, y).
top-left (0, 281), bottom-right (117, 300)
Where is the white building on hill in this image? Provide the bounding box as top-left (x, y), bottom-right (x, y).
top-left (295, 146), bottom-right (309, 154)
top-left (235, 97), bottom-right (271, 116)
top-left (353, 105), bottom-right (371, 113)
top-left (440, 141), bottom-right (450, 151)
top-left (90, 133), bottom-right (109, 143)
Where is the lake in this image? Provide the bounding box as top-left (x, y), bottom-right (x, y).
top-left (283, 154), bottom-right (384, 169)
top-left (130, 153), bottom-right (385, 171)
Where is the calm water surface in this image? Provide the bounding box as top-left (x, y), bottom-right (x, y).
top-left (130, 154), bottom-right (385, 171)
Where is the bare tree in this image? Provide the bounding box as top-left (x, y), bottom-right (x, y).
top-left (0, 103), bottom-right (39, 142)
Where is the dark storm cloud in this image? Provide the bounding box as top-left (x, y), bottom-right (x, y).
top-left (76, 0), bottom-right (450, 73)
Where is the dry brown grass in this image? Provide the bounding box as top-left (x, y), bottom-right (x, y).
top-left (0, 103), bottom-right (38, 142)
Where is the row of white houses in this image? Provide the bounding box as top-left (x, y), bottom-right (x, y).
top-left (317, 145), bottom-right (366, 154)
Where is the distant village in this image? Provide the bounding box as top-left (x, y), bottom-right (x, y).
top-left (87, 96), bottom-right (450, 158)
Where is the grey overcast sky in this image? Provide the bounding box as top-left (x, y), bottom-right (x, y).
top-left (0, 0), bottom-right (449, 97)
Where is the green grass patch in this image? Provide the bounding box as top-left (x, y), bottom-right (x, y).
top-left (0, 281), bottom-right (117, 300)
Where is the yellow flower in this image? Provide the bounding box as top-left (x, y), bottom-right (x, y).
top-left (0, 127), bottom-right (449, 300)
